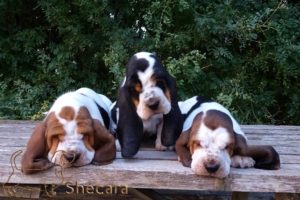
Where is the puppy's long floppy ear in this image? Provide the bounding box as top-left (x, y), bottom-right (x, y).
top-left (175, 113), bottom-right (202, 168)
top-left (117, 86), bottom-right (143, 158)
top-left (175, 130), bottom-right (192, 167)
top-left (234, 134), bottom-right (280, 170)
top-left (161, 76), bottom-right (183, 146)
top-left (21, 121), bottom-right (54, 174)
top-left (92, 119), bottom-right (116, 165)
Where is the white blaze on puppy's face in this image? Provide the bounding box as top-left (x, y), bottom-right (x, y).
top-left (190, 117), bottom-right (234, 178)
top-left (46, 106), bottom-right (95, 168)
top-left (134, 52), bottom-right (171, 120)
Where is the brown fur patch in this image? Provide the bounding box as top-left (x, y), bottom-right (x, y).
top-left (83, 135), bottom-right (94, 151)
top-left (233, 133), bottom-right (248, 156)
top-left (132, 98), bottom-right (139, 109)
top-left (175, 129), bottom-right (192, 167)
top-left (175, 113), bottom-right (203, 168)
top-left (203, 110), bottom-right (233, 132)
top-left (21, 113), bottom-right (56, 174)
top-left (49, 137), bottom-right (59, 155)
top-left (76, 107), bottom-right (94, 150)
top-left (203, 110), bottom-right (235, 155)
top-left (45, 112), bottom-right (65, 149)
top-left (135, 83), bottom-right (142, 93)
top-left (92, 119), bottom-right (116, 165)
top-left (234, 134), bottom-right (280, 169)
top-left (59, 106), bottom-right (75, 121)
top-left (188, 113), bottom-right (203, 155)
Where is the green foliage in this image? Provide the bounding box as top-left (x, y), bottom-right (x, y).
top-left (0, 0), bottom-right (299, 124)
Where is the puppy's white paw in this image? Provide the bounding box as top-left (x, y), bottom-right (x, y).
top-left (155, 141), bottom-right (168, 151)
top-left (115, 139), bottom-right (121, 151)
top-left (155, 138), bottom-right (168, 151)
top-left (231, 155), bottom-right (255, 168)
top-left (167, 145), bottom-right (175, 151)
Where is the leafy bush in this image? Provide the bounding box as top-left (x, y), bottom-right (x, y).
top-left (0, 0), bottom-right (299, 124)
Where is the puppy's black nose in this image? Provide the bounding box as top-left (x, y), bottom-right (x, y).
top-left (205, 163), bottom-right (220, 173)
top-left (64, 153), bottom-right (80, 163)
top-left (147, 100), bottom-right (160, 110)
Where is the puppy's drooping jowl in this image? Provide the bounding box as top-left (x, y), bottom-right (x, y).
top-left (175, 96), bottom-right (280, 178)
top-left (21, 88), bottom-right (116, 174)
top-left (111, 52), bottom-right (183, 157)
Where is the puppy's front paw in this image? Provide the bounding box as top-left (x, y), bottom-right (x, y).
top-left (167, 145), bottom-right (175, 151)
top-left (231, 155), bottom-right (255, 168)
top-left (155, 140), bottom-right (168, 151)
top-left (115, 139), bottom-right (121, 151)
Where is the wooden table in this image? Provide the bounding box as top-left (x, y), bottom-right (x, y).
top-left (0, 120), bottom-right (299, 199)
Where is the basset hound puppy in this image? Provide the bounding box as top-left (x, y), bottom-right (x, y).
top-left (21, 88), bottom-right (116, 174)
top-left (176, 96), bottom-right (280, 178)
top-left (111, 52), bottom-right (183, 157)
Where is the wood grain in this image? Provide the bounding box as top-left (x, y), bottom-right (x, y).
top-left (0, 120), bottom-right (299, 194)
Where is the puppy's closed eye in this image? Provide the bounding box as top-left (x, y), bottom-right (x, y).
top-left (194, 141), bottom-right (201, 148)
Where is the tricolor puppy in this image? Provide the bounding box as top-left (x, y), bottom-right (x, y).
top-left (111, 52), bottom-right (183, 157)
top-left (21, 88), bottom-right (116, 174)
top-left (176, 96), bottom-right (280, 178)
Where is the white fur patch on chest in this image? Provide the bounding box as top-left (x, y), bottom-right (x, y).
top-left (143, 113), bottom-right (163, 135)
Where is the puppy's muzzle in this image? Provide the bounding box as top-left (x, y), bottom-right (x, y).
top-left (204, 160), bottom-right (220, 173)
top-left (63, 151), bottom-right (80, 163)
top-left (148, 100), bottom-right (160, 110)
top-left (144, 90), bottom-right (160, 110)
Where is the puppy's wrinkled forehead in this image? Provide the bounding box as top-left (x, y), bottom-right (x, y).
top-left (191, 110), bottom-right (235, 152)
top-left (126, 52), bottom-right (166, 81)
top-left (203, 110), bottom-right (234, 134)
top-left (126, 52), bottom-right (156, 76)
top-left (58, 106), bottom-right (76, 121)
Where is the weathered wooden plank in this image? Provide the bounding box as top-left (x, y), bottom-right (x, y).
top-left (1, 122), bottom-right (299, 141)
top-left (1, 120), bottom-right (298, 129)
top-left (1, 145), bottom-right (299, 157)
top-left (246, 135), bottom-right (300, 140)
top-left (0, 150), bottom-right (299, 167)
top-left (1, 121), bottom-right (299, 132)
top-left (0, 120), bottom-right (300, 194)
top-left (241, 125), bottom-right (300, 130)
top-left (0, 139), bottom-right (298, 149)
top-left (0, 160), bottom-right (299, 193)
top-left (1, 134), bottom-right (300, 142)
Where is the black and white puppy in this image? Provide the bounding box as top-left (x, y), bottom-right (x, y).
top-left (111, 52), bottom-right (183, 157)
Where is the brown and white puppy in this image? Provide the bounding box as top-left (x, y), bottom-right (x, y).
top-left (21, 88), bottom-right (116, 174)
top-left (176, 96), bottom-right (280, 178)
top-left (111, 52), bottom-right (183, 157)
